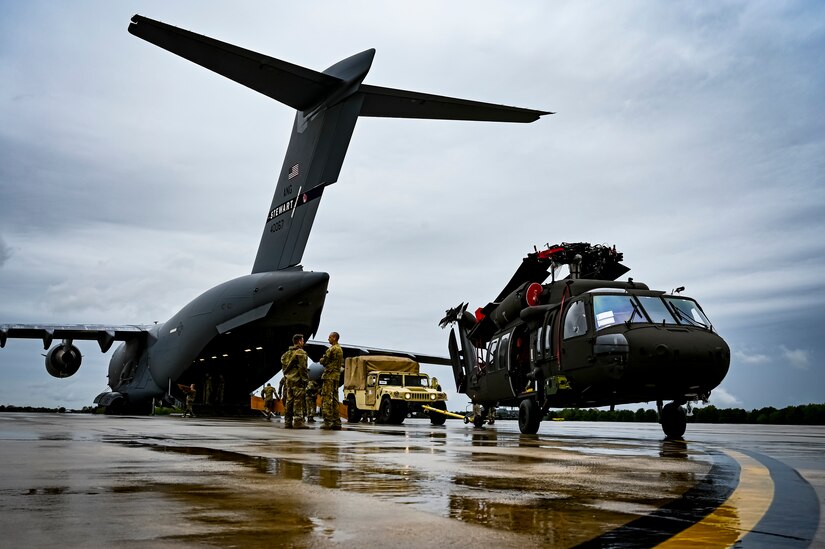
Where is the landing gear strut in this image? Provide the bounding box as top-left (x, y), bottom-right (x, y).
top-left (658, 400), bottom-right (687, 440)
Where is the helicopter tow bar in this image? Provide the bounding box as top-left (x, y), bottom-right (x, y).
top-left (421, 405), bottom-right (467, 421)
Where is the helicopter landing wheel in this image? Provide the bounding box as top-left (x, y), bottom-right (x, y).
top-left (518, 398), bottom-right (541, 434)
top-left (660, 402), bottom-right (687, 439)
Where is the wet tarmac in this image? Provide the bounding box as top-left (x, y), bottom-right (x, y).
top-left (0, 413), bottom-right (821, 547)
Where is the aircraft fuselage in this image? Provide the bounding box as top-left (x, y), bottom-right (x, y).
top-left (101, 269), bottom-right (329, 412)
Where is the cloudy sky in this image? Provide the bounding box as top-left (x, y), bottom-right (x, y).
top-left (1, 1), bottom-right (823, 411)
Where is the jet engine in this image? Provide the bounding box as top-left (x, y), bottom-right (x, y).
top-left (45, 343), bottom-right (82, 378)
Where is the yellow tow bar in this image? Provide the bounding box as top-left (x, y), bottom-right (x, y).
top-left (421, 405), bottom-right (466, 420)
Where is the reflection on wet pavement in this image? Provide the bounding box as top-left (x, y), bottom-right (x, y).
top-left (104, 419), bottom-right (713, 545)
top-left (2, 414), bottom-right (822, 547)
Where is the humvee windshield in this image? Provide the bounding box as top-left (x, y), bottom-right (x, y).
top-left (377, 373), bottom-right (430, 387)
top-left (405, 375), bottom-right (431, 387)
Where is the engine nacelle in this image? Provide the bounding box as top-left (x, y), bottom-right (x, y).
top-left (490, 282), bottom-right (543, 328)
top-left (45, 343), bottom-right (82, 378)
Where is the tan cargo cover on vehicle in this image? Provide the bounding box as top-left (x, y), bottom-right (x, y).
top-left (344, 356), bottom-right (420, 390)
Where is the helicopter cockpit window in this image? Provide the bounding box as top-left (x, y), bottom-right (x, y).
top-left (636, 296), bottom-right (677, 325)
top-left (593, 294), bottom-right (644, 329)
top-left (497, 332), bottom-right (510, 370)
top-left (664, 297), bottom-right (712, 329)
top-left (563, 301), bottom-right (588, 339)
top-left (544, 311), bottom-right (556, 355)
top-left (487, 338), bottom-right (499, 371)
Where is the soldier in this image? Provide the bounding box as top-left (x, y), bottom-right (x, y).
top-left (278, 376), bottom-right (286, 418)
top-left (281, 334), bottom-right (309, 429)
top-left (178, 383), bottom-right (196, 418)
top-left (261, 382), bottom-right (276, 420)
top-left (319, 331), bottom-right (344, 430)
top-left (486, 405), bottom-right (497, 425)
top-left (305, 379), bottom-right (318, 423)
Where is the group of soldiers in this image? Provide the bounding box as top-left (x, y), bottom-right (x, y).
top-left (262, 331), bottom-right (343, 430)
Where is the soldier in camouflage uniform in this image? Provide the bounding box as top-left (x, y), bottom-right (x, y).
top-left (305, 379), bottom-right (318, 423)
top-left (261, 382), bottom-right (276, 420)
top-left (319, 332), bottom-right (344, 430)
top-left (281, 334), bottom-right (309, 429)
top-left (179, 383), bottom-right (196, 418)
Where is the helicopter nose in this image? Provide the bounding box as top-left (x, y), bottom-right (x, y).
top-left (627, 328), bottom-right (730, 391)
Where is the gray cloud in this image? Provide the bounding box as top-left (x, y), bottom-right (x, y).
top-left (0, 235), bottom-right (10, 268)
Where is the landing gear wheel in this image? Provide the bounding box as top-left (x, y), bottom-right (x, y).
top-left (377, 397), bottom-right (394, 424)
top-left (473, 413), bottom-right (485, 428)
top-left (347, 397), bottom-right (363, 423)
top-left (518, 398), bottom-right (542, 434)
top-left (660, 402), bottom-right (687, 439)
top-left (429, 401), bottom-right (447, 426)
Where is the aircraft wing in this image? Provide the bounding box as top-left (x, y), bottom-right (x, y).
top-left (305, 340), bottom-right (451, 366)
top-left (0, 324), bottom-right (150, 353)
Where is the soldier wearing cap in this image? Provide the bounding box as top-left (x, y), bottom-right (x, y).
top-left (319, 332), bottom-right (344, 430)
top-left (281, 334), bottom-right (309, 429)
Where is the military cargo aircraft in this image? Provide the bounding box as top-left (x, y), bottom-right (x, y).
top-left (440, 242), bottom-right (730, 438)
top-left (0, 15), bottom-right (548, 413)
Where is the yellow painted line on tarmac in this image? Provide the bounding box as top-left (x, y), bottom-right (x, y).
top-left (655, 450), bottom-right (774, 548)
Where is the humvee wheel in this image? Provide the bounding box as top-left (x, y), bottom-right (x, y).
top-left (390, 401), bottom-right (407, 424)
top-left (518, 398), bottom-right (541, 434)
top-left (660, 402), bottom-right (687, 439)
top-left (429, 401), bottom-right (447, 426)
top-left (378, 396), bottom-right (394, 424)
top-left (347, 396), bottom-right (363, 423)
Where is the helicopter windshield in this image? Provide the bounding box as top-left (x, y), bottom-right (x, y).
top-left (636, 296), bottom-right (678, 325)
top-left (593, 294), bottom-right (645, 329)
top-left (592, 292), bottom-right (714, 331)
top-left (664, 296), bottom-right (712, 328)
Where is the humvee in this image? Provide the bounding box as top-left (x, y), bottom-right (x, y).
top-left (343, 355), bottom-right (448, 425)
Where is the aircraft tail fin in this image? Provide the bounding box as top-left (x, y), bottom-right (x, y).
top-left (128, 15), bottom-right (549, 272)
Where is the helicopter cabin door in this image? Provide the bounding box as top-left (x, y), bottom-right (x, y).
top-left (482, 331), bottom-right (516, 402)
top-left (507, 325), bottom-right (533, 396)
top-left (559, 297), bottom-right (593, 373)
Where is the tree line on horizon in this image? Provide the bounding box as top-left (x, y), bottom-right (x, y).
top-left (3, 402), bottom-right (824, 425)
top-left (544, 403), bottom-right (825, 425)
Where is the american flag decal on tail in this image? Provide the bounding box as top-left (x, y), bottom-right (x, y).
top-left (287, 164), bottom-right (299, 180)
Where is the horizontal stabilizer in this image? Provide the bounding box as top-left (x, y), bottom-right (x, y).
top-left (360, 84), bottom-right (551, 123)
top-left (128, 15), bottom-right (341, 111)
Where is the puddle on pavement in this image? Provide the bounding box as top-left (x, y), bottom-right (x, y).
top-left (110, 432), bottom-right (710, 541)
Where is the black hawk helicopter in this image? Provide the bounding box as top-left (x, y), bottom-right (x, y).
top-left (439, 242), bottom-right (730, 439)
